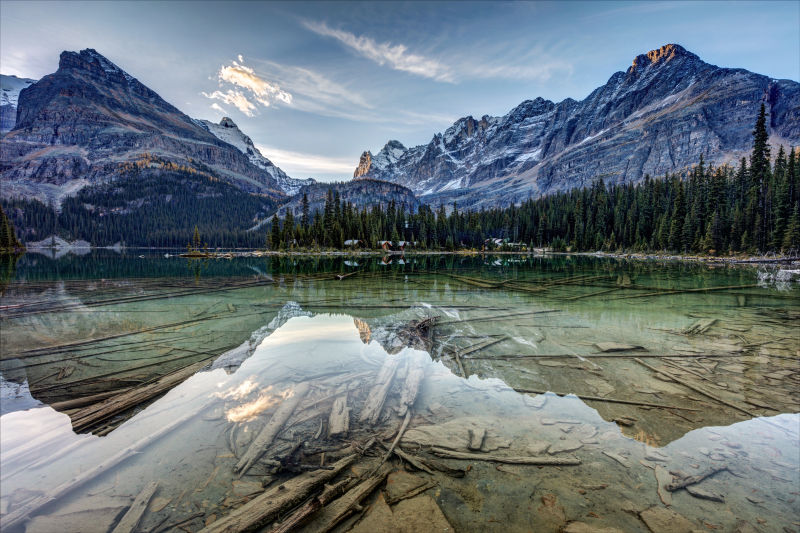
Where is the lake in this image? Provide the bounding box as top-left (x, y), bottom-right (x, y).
top-left (1, 251), bottom-right (798, 532)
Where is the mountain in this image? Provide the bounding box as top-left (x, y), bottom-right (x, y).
top-left (353, 44), bottom-right (800, 207)
top-left (0, 48), bottom-right (288, 207)
top-left (0, 74), bottom-right (36, 133)
top-left (195, 116), bottom-right (315, 196)
top-left (276, 178), bottom-right (420, 218)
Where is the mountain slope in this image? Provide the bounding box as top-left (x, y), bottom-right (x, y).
top-left (0, 74), bottom-right (36, 133)
top-left (353, 44), bottom-right (800, 207)
top-left (277, 179), bottom-right (420, 219)
top-left (195, 117), bottom-right (314, 195)
top-left (0, 49), bottom-right (287, 206)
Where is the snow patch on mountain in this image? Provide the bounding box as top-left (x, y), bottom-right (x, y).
top-left (1, 74), bottom-right (36, 107)
top-left (195, 117), bottom-right (314, 195)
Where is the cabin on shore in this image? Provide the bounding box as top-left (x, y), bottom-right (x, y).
top-left (344, 239), bottom-right (363, 247)
top-left (378, 240), bottom-right (417, 252)
top-left (483, 238), bottom-right (527, 251)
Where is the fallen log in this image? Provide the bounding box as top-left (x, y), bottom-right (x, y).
top-left (684, 318), bottom-right (717, 335)
top-left (379, 411), bottom-right (412, 467)
top-left (435, 309), bottom-right (560, 326)
top-left (359, 356), bottom-right (400, 425)
top-left (385, 480), bottom-right (437, 505)
top-left (666, 466), bottom-right (729, 491)
top-left (267, 477), bottom-right (357, 533)
top-left (612, 284), bottom-right (760, 300)
top-left (111, 481), bottom-right (159, 533)
top-left (634, 359), bottom-right (757, 417)
top-left (1, 405), bottom-right (203, 530)
top-left (429, 447), bottom-right (581, 465)
top-left (327, 395), bottom-right (350, 438)
top-left (301, 463), bottom-right (393, 533)
top-left (397, 354), bottom-right (425, 417)
top-left (235, 382), bottom-right (311, 476)
top-left (70, 355), bottom-right (223, 433)
top-left (511, 387), bottom-right (700, 411)
top-left (199, 454), bottom-right (357, 533)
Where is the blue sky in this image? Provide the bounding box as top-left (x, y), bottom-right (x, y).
top-left (1, 1), bottom-right (798, 181)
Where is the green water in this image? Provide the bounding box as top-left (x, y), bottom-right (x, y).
top-left (1, 252), bottom-right (798, 532)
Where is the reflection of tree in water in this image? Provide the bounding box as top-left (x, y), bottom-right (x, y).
top-left (0, 252), bottom-right (21, 297)
top-left (186, 256), bottom-right (210, 282)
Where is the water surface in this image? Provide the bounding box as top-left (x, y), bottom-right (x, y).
top-left (1, 252), bottom-right (798, 532)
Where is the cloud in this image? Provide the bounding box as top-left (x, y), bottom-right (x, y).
top-left (210, 102), bottom-right (227, 114)
top-left (202, 89), bottom-right (257, 116)
top-left (257, 144), bottom-right (357, 178)
top-left (303, 20), bottom-right (454, 82)
top-left (204, 58), bottom-right (292, 116)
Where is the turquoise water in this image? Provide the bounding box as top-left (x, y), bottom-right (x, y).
top-left (1, 252), bottom-right (798, 532)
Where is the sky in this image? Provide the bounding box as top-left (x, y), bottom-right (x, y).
top-left (1, 1), bottom-right (798, 181)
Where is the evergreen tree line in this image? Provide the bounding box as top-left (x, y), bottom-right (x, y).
top-left (269, 105), bottom-right (798, 254)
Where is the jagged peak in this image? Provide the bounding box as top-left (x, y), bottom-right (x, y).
top-left (381, 139), bottom-right (406, 152)
top-left (219, 116), bottom-right (239, 129)
top-left (629, 44), bottom-right (699, 73)
top-left (59, 48), bottom-right (136, 83)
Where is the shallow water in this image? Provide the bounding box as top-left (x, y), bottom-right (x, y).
top-left (1, 252), bottom-right (798, 532)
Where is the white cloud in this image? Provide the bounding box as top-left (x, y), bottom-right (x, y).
top-left (303, 20), bottom-right (455, 82)
top-left (210, 102), bottom-right (227, 114)
top-left (202, 89), bottom-right (257, 116)
top-left (257, 144), bottom-right (356, 178)
top-left (204, 58), bottom-right (292, 116)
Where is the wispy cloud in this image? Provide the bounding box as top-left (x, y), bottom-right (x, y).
top-left (302, 20), bottom-right (571, 84)
top-left (210, 102), bottom-right (227, 114)
top-left (203, 57), bottom-right (292, 116)
top-left (257, 144), bottom-right (356, 178)
top-left (303, 20), bottom-right (455, 82)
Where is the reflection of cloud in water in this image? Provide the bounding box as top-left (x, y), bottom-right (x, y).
top-left (225, 386), bottom-right (294, 423)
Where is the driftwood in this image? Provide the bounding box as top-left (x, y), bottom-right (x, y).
top-left (612, 284), bottom-right (760, 300)
top-left (380, 411), bottom-right (412, 467)
top-left (301, 463), bottom-right (393, 533)
top-left (359, 357), bottom-right (400, 425)
top-left (429, 447), bottom-right (581, 465)
top-left (683, 318), bottom-right (717, 335)
top-left (562, 287), bottom-right (621, 301)
top-left (199, 454), bottom-right (357, 533)
top-left (70, 356), bottom-right (220, 432)
top-left (511, 388), bottom-right (700, 411)
top-left (235, 382), bottom-right (311, 476)
top-left (267, 477), bottom-right (357, 533)
top-left (385, 480), bottom-right (437, 505)
top-left (335, 271), bottom-right (360, 281)
top-left (1, 406), bottom-right (201, 530)
top-left (634, 359), bottom-right (757, 417)
top-left (666, 466), bottom-right (729, 491)
top-left (436, 309), bottom-right (559, 326)
top-left (49, 389), bottom-right (132, 411)
top-left (390, 447), bottom-right (434, 474)
top-left (327, 395), bottom-right (350, 438)
top-left (397, 355), bottom-right (425, 417)
top-left (111, 481), bottom-right (159, 533)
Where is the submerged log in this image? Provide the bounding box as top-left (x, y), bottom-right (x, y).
top-left (301, 463), bottom-right (393, 533)
top-left (634, 359), bottom-right (756, 417)
top-left (268, 477), bottom-right (357, 533)
top-left (200, 454), bottom-right (357, 533)
top-left (666, 466), bottom-right (729, 491)
top-left (429, 447), bottom-right (581, 465)
top-left (70, 356), bottom-right (220, 433)
top-left (397, 354), bottom-right (425, 417)
top-left (379, 411), bottom-right (412, 467)
top-left (511, 387), bottom-right (700, 411)
top-left (683, 318), bottom-right (717, 335)
top-left (327, 395), bottom-right (350, 438)
top-left (111, 481), bottom-right (159, 533)
top-left (359, 357), bottom-right (400, 425)
top-left (235, 382), bottom-right (311, 476)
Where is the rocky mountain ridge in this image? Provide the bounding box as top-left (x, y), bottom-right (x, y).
top-left (0, 49), bottom-right (289, 205)
top-left (353, 44), bottom-right (800, 207)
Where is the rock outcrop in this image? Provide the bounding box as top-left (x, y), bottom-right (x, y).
top-left (353, 44), bottom-right (800, 207)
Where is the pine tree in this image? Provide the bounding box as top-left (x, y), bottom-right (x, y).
top-left (782, 205), bottom-right (800, 252)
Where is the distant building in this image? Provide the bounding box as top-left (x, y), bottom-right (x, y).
top-left (344, 239), bottom-right (362, 247)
